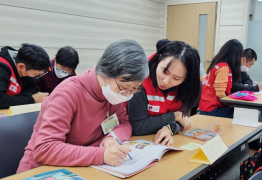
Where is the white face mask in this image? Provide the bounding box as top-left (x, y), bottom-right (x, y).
top-left (102, 78), bottom-right (133, 105)
top-left (240, 65), bottom-right (249, 72)
top-left (54, 65), bottom-right (71, 78)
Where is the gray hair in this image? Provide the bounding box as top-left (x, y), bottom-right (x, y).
top-left (95, 39), bottom-right (149, 82)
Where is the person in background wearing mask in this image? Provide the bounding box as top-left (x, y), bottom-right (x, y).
top-left (0, 44), bottom-right (50, 109)
top-left (17, 39), bottom-right (149, 173)
top-left (38, 46), bottom-right (79, 94)
top-left (231, 48), bottom-right (261, 93)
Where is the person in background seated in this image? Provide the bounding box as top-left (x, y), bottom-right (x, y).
top-left (17, 39), bottom-right (149, 173)
top-left (127, 40), bottom-right (200, 146)
top-left (0, 44), bottom-right (50, 109)
top-left (231, 48), bottom-right (262, 93)
top-left (199, 39), bottom-right (243, 118)
top-left (38, 46), bottom-right (79, 94)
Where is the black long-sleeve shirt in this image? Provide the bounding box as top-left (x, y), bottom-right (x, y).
top-left (231, 72), bottom-right (259, 93)
top-left (0, 46), bottom-right (36, 109)
top-left (127, 89), bottom-right (181, 136)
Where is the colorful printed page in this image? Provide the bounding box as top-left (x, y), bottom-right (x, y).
top-left (178, 128), bottom-right (217, 141)
top-left (8, 103), bottom-right (41, 116)
top-left (22, 168), bottom-right (85, 180)
top-left (91, 139), bottom-right (183, 178)
top-left (125, 139), bottom-right (183, 160)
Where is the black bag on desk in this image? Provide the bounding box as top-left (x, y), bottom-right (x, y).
top-left (240, 145), bottom-right (262, 180)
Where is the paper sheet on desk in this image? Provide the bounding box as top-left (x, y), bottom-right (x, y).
top-left (232, 107), bottom-right (258, 127)
top-left (254, 90), bottom-right (262, 95)
top-left (180, 143), bottom-right (202, 151)
top-left (190, 135), bottom-right (228, 165)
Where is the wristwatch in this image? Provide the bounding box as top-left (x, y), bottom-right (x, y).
top-left (165, 125), bottom-right (174, 136)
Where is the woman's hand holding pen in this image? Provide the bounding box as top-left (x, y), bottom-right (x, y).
top-left (103, 145), bottom-right (131, 166)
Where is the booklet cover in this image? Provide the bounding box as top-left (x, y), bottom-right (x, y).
top-left (22, 168), bottom-right (85, 180)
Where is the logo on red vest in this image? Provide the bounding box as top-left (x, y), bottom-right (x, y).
top-left (9, 85), bottom-right (17, 92)
top-left (148, 104), bottom-right (160, 112)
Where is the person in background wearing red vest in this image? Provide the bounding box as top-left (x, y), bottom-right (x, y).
top-left (0, 44), bottom-right (50, 109)
top-left (199, 39), bottom-right (243, 118)
top-left (127, 40), bottom-right (200, 146)
top-left (38, 46), bottom-right (79, 94)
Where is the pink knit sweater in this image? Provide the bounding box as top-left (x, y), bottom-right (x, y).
top-left (17, 66), bottom-right (132, 173)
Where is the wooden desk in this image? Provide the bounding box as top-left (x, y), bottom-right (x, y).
top-left (3, 115), bottom-right (262, 180)
top-left (0, 109), bottom-right (8, 115)
top-left (220, 94), bottom-right (262, 108)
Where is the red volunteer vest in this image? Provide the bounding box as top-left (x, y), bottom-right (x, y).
top-left (143, 76), bottom-right (183, 116)
top-left (0, 57), bottom-right (22, 96)
top-left (199, 62), bottom-right (232, 112)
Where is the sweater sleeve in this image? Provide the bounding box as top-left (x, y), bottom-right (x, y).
top-left (33, 90), bottom-right (105, 166)
top-left (214, 66), bottom-right (229, 98)
top-left (127, 89), bottom-right (181, 136)
top-left (231, 84), bottom-right (259, 93)
top-left (0, 65), bottom-right (35, 109)
top-left (19, 81), bottom-right (38, 96)
top-left (241, 72), bottom-right (253, 86)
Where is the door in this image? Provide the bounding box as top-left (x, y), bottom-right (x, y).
top-left (167, 2), bottom-right (216, 71)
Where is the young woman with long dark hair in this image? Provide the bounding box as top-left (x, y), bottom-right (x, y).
top-left (127, 40), bottom-right (200, 146)
top-left (199, 39), bottom-right (243, 118)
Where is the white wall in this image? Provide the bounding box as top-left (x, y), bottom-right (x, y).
top-left (218, 0), bottom-right (249, 50)
top-left (252, 0), bottom-right (262, 21)
top-left (246, 21), bottom-right (262, 82)
top-left (0, 0), bottom-right (251, 74)
top-left (0, 0), bottom-right (165, 74)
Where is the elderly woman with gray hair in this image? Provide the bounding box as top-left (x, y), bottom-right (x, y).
top-left (17, 39), bottom-right (149, 173)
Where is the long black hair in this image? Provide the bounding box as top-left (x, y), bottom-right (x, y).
top-left (207, 39), bottom-right (243, 84)
top-left (149, 40), bottom-right (200, 116)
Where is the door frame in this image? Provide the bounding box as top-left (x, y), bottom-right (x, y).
top-left (163, 0), bottom-right (250, 55)
top-left (164, 0), bottom-right (221, 55)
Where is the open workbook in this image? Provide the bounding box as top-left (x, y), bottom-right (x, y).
top-left (91, 139), bottom-right (183, 178)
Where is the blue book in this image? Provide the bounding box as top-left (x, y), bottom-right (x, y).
top-left (22, 168), bottom-right (85, 180)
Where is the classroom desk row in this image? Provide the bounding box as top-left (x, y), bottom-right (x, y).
top-left (221, 93), bottom-right (262, 121)
top-left (3, 114), bottom-right (262, 180)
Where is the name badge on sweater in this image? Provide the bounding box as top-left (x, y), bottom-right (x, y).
top-left (148, 104), bottom-right (160, 112)
top-left (101, 113), bottom-right (119, 135)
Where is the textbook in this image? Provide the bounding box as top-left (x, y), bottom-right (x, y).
top-left (91, 139), bottom-right (183, 178)
top-left (22, 168), bottom-right (85, 180)
top-left (178, 128), bottom-right (217, 141)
